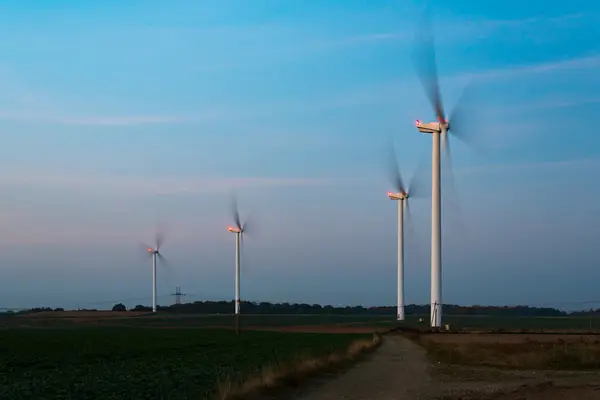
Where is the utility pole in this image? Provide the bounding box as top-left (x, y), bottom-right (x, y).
top-left (170, 286), bottom-right (186, 305)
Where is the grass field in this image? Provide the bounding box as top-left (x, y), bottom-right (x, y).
top-left (413, 332), bottom-right (600, 370)
top-left (2, 311), bottom-right (600, 399)
top-left (0, 326), bottom-right (375, 400)
top-left (425, 314), bottom-right (600, 331)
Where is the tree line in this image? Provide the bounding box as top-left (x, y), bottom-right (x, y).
top-left (11, 301), bottom-right (600, 317)
top-left (104, 301), bottom-right (598, 316)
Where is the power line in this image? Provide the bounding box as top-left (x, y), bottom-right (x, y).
top-left (170, 287), bottom-right (186, 305)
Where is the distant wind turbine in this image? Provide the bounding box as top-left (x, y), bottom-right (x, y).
top-left (143, 230), bottom-right (168, 313)
top-left (387, 140), bottom-right (427, 321)
top-left (228, 196), bottom-right (251, 334)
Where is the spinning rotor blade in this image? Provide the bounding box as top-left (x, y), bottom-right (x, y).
top-left (386, 136), bottom-right (406, 193)
top-left (241, 214), bottom-right (256, 271)
top-left (241, 218), bottom-right (251, 236)
top-left (413, 7), bottom-right (445, 123)
top-left (403, 200), bottom-right (417, 254)
top-left (407, 149), bottom-right (430, 199)
top-left (404, 199), bottom-right (413, 229)
top-left (440, 134), bottom-right (467, 236)
top-left (231, 195), bottom-right (242, 230)
top-left (240, 232), bottom-right (244, 256)
top-left (156, 252), bottom-right (170, 268)
top-left (156, 252), bottom-right (175, 285)
top-left (155, 231), bottom-right (164, 251)
top-left (441, 132), bottom-right (458, 209)
top-left (153, 220), bottom-right (168, 251)
top-left (239, 232), bottom-right (249, 272)
top-left (448, 82), bottom-right (485, 154)
top-left (402, 199), bottom-right (427, 275)
top-left (443, 83), bottom-right (485, 236)
top-left (241, 209), bottom-right (255, 236)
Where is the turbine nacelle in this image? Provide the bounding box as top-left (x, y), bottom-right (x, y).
top-left (387, 191), bottom-right (409, 201)
top-left (415, 120), bottom-right (449, 134)
top-left (228, 226), bottom-right (242, 233)
top-left (147, 247), bottom-right (159, 254)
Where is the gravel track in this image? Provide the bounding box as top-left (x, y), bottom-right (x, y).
top-left (287, 335), bottom-right (600, 400)
top-left (292, 335), bottom-right (434, 400)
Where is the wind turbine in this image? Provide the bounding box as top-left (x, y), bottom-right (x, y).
top-left (228, 196), bottom-right (250, 334)
top-left (387, 141), bottom-right (426, 321)
top-left (413, 10), bottom-right (477, 328)
top-left (144, 231), bottom-right (168, 313)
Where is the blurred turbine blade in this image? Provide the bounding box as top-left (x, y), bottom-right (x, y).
top-left (157, 252), bottom-right (172, 269)
top-left (441, 134), bottom-right (467, 236)
top-left (403, 200), bottom-right (415, 250)
top-left (441, 130), bottom-right (450, 161)
top-left (156, 252), bottom-right (175, 284)
top-left (403, 199), bottom-right (427, 276)
top-left (412, 4), bottom-right (445, 122)
top-left (154, 221), bottom-right (167, 251)
top-left (155, 232), bottom-right (163, 251)
top-left (448, 81), bottom-right (486, 155)
top-left (404, 200), bottom-right (412, 230)
top-left (241, 212), bottom-right (254, 236)
top-left (231, 194), bottom-right (242, 230)
top-left (386, 135), bottom-right (405, 193)
top-left (240, 232), bottom-right (248, 272)
top-left (407, 148), bottom-right (431, 199)
top-left (441, 132), bottom-right (458, 211)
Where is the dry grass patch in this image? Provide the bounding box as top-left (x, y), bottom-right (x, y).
top-left (215, 333), bottom-right (382, 399)
top-left (414, 333), bottom-right (600, 370)
top-left (489, 383), bottom-right (600, 400)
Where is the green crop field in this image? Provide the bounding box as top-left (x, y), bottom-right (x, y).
top-left (105, 313), bottom-right (394, 328)
top-left (3, 311), bottom-right (599, 331)
top-left (0, 327), bottom-right (370, 400)
top-left (0, 312), bottom-right (395, 329)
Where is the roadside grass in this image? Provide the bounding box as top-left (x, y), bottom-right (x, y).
top-left (215, 333), bottom-right (382, 399)
top-left (411, 333), bottom-right (600, 370)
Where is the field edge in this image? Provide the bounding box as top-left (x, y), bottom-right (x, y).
top-left (214, 333), bottom-right (383, 400)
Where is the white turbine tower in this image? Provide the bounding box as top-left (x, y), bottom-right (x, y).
top-left (144, 231), bottom-right (168, 313)
top-left (413, 10), bottom-right (478, 328)
top-left (387, 141), bottom-right (426, 321)
top-left (228, 196), bottom-right (250, 334)
top-left (387, 194), bottom-right (408, 321)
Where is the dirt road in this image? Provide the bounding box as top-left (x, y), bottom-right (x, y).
top-left (292, 335), bottom-right (434, 400)
top-left (288, 335), bottom-right (600, 400)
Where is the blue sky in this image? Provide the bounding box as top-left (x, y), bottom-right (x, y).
top-left (1, 0), bottom-right (600, 310)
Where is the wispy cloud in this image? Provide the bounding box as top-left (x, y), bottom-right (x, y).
top-left (0, 172), bottom-right (338, 197)
top-left (451, 12), bottom-right (592, 38)
top-left (0, 65), bottom-right (224, 127)
top-left (458, 157), bottom-right (600, 176)
top-left (245, 51), bottom-right (600, 120)
top-left (489, 96), bottom-right (600, 117)
top-left (308, 50), bottom-right (600, 115)
top-left (2, 14), bottom-right (598, 128)
top-left (0, 111), bottom-right (204, 126)
top-left (312, 32), bottom-right (410, 50)
top-left (458, 53), bottom-right (600, 83)
top-left (327, 12), bottom-right (593, 49)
